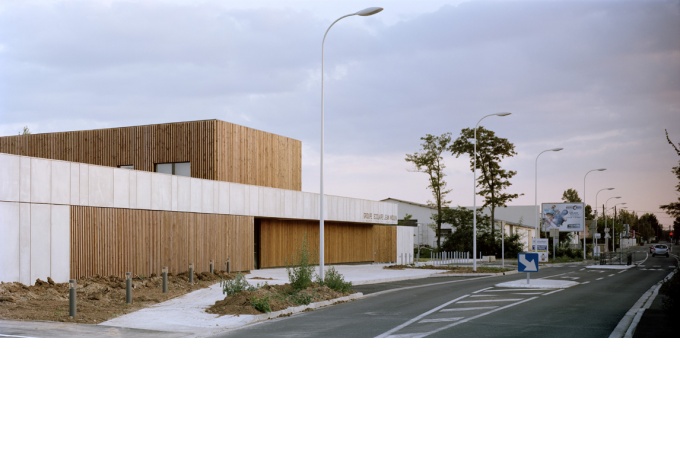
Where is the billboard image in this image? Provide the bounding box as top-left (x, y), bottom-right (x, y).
top-left (541, 202), bottom-right (584, 232)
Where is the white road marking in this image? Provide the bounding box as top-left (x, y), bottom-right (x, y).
top-left (419, 317), bottom-right (465, 323)
top-left (375, 294), bottom-right (470, 338)
top-left (542, 289), bottom-right (564, 296)
top-left (442, 306), bottom-right (497, 312)
top-left (457, 298), bottom-right (523, 303)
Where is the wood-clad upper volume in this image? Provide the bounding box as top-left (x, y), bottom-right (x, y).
top-left (0, 119), bottom-right (302, 191)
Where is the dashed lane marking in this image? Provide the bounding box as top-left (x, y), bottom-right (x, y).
top-left (419, 317), bottom-right (465, 323)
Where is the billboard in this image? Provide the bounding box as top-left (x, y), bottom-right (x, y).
top-left (541, 202), bottom-right (584, 232)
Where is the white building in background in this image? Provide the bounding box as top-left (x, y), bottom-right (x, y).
top-left (382, 198), bottom-right (537, 253)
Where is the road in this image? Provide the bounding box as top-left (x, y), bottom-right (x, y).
top-left (219, 251), bottom-right (677, 338)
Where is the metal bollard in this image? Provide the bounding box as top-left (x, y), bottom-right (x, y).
top-left (189, 263), bottom-right (194, 284)
top-left (227, 257), bottom-right (231, 274)
top-left (210, 259), bottom-right (214, 274)
top-left (162, 267), bottom-right (168, 293)
top-left (69, 279), bottom-right (77, 318)
top-left (126, 272), bottom-right (132, 304)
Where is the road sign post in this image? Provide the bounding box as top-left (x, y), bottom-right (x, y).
top-left (518, 252), bottom-right (539, 285)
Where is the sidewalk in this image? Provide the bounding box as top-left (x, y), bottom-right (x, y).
top-left (99, 264), bottom-right (456, 336)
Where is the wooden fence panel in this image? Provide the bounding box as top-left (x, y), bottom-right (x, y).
top-left (258, 219), bottom-right (393, 268)
top-left (70, 207), bottom-right (254, 279)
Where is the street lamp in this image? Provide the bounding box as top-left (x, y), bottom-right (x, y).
top-left (594, 187), bottom-right (614, 256)
top-left (472, 112), bottom-right (511, 272)
top-left (583, 168), bottom-right (606, 260)
top-left (319, 6), bottom-right (383, 281)
top-left (604, 196), bottom-right (622, 252)
top-left (611, 202), bottom-right (626, 252)
top-left (534, 148), bottom-right (564, 241)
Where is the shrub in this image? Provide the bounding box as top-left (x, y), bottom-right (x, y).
top-left (319, 266), bottom-right (353, 294)
top-left (250, 294), bottom-right (271, 313)
top-left (291, 291), bottom-right (313, 306)
top-left (287, 235), bottom-right (315, 292)
top-left (221, 274), bottom-right (255, 296)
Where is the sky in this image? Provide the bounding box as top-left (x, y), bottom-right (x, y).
top-left (1, 0), bottom-right (679, 228)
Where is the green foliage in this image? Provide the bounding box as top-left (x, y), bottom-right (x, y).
top-left (221, 273), bottom-right (255, 296)
top-left (291, 291), bottom-right (313, 306)
top-left (287, 235), bottom-right (315, 291)
top-left (250, 294), bottom-right (271, 313)
top-left (450, 126), bottom-right (521, 241)
top-left (319, 266), bottom-right (353, 294)
top-left (406, 133), bottom-right (452, 249)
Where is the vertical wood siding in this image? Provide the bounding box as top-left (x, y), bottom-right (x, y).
top-left (258, 219), bottom-right (395, 267)
top-left (70, 206), bottom-right (254, 279)
top-left (0, 119), bottom-right (301, 190)
top-left (213, 120), bottom-right (301, 190)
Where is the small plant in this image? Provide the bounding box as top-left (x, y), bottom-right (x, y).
top-left (291, 291), bottom-right (313, 306)
top-left (319, 266), bottom-right (353, 294)
top-left (221, 274), bottom-right (255, 296)
top-left (250, 294), bottom-right (271, 313)
top-left (287, 234), bottom-right (315, 292)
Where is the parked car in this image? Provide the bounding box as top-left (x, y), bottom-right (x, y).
top-left (651, 244), bottom-right (669, 257)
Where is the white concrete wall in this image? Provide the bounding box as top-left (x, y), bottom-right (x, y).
top-left (0, 154), bottom-right (71, 284)
top-left (396, 226), bottom-right (415, 264)
top-left (0, 153), bottom-right (398, 284)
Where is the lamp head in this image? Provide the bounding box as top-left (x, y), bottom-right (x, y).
top-left (355, 7), bottom-right (383, 16)
top-left (596, 168), bottom-right (606, 171)
top-left (496, 112), bottom-right (512, 117)
top-left (552, 148), bottom-right (564, 152)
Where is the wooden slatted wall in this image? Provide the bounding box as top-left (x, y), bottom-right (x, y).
top-left (214, 120), bottom-right (301, 191)
top-left (0, 119), bottom-right (301, 190)
top-left (70, 207), bottom-right (254, 279)
top-left (372, 225), bottom-right (397, 263)
top-left (258, 219), bottom-right (395, 268)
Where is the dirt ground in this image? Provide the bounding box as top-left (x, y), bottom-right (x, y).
top-left (0, 271), bottom-right (352, 324)
top-left (0, 271), bottom-right (236, 324)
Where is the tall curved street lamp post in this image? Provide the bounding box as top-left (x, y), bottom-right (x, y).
top-left (472, 112), bottom-right (511, 272)
top-left (319, 7), bottom-right (383, 281)
top-left (611, 202), bottom-right (627, 252)
top-left (534, 148), bottom-right (563, 242)
top-left (583, 168), bottom-right (606, 260)
top-left (604, 196), bottom-right (622, 252)
top-left (594, 187), bottom-right (614, 256)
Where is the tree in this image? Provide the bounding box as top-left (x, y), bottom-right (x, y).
top-left (660, 129), bottom-right (680, 220)
top-left (440, 206), bottom-right (489, 253)
top-left (450, 126), bottom-right (521, 242)
top-left (440, 206), bottom-right (524, 257)
top-left (406, 134), bottom-right (452, 250)
top-left (639, 212), bottom-right (662, 242)
top-left (20, 126), bottom-right (31, 135)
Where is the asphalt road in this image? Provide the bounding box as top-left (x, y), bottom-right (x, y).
top-left (218, 251), bottom-right (677, 338)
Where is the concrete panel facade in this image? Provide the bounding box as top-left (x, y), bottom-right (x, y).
top-left (0, 152), bottom-right (402, 284)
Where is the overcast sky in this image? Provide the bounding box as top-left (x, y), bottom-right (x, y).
top-left (1, 0), bottom-right (679, 227)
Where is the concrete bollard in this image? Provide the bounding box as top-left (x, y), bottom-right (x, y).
top-left (125, 272), bottom-right (132, 304)
top-left (162, 267), bottom-right (168, 293)
top-left (69, 279), bottom-right (77, 318)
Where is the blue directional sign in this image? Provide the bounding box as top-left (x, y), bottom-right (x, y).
top-left (518, 252), bottom-right (539, 273)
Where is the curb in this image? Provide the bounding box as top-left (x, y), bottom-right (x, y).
top-left (205, 292), bottom-right (364, 336)
top-left (609, 267), bottom-right (677, 338)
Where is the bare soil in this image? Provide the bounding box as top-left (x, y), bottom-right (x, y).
top-left (0, 272), bottom-right (352, 324)
top-left (0, 271), bottom-right (234, 324)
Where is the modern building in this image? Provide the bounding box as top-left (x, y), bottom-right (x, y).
top-left (0, 120), bottom-right (412, 285)
top-left (382, 198), bottom-right (537, 251)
